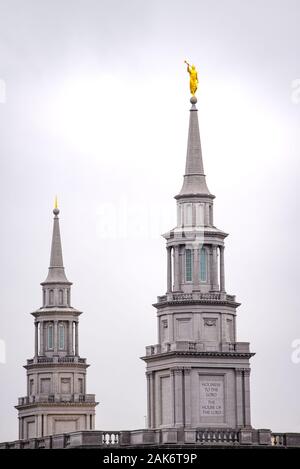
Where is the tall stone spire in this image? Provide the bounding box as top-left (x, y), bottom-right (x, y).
top-left (16, 203), bottom-right (97, 439)
top-left (43, 202), bottom-right (70, 284)
top-left (176, 96), bottom-right (212, 199)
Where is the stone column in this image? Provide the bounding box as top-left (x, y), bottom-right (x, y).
top-left (209, 204), bottom-right (214, 226)
top-left (167, 247), bottom-right (172, 292)
top-left (75, 322), bottom-right (79, 356)
top-left (150, 372), bottom-right (155, 428)
top-left (204, 204), bottom-right (209, 225)
top-left (193, 246), bottom-right (199, 288)
top-left (37, 414), bottom-right (42, 438)
top-left (174, 368), bottom-right (184, 427)
top-left (18, 417), bottom-right (22, 440)
top-left (212, 245), bottom-right (219, 291)
top-left (40, 321), bottom-right (44, 355)
top-left (209, 245), bottom-right (214, 287)
top-left (53, 372), bottom-right (59, 395)
top-left (146, 372), bottom-right (152, 428)
top-left (68, 321), bottom-right (73, 355)
top-left (54, 321), bottom-right (58, 354)
top-left (243, 369), bottom-right (252, 427)
top-left (170, 369), bottom-right (175, 426)
top-left (35, 322), bottom-right (38, 357)
top-left (220, 246), bottom-right (225, 292)
top-left (184, 368), bottom-right (192, 427)
top-left (236, 368), bottom-right (244, 427)
top-left (174, 246), bottom-right (180, 291)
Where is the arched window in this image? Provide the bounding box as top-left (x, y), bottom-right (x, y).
top-left (43, 290), bottom-right (46, 306)
top-left (67, 290), bottom-right (70, 306)
top-left (200, 247), bottom-right (207, 282)
top-left (47, 323), bottom-right (53, 349)
top-left (59, 289), bottom-right (64, 305)
top-left (49, 289), bottom-right (54, 305)
top-left (185, 249), bottom-right (193, 282)
top-left (58, 323), bottom-right (65, 350)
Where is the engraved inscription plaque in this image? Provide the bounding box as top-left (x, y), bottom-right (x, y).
top-left (199, 376), bottom-right (224, 419)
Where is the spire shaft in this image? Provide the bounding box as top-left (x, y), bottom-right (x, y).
top-left (176, 97), bottom-right (212, 199)
top-left (42, 207), bottom-right (70, 285)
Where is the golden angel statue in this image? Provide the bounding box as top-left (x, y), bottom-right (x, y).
top-left (184, 60), bottom-right (198, 96)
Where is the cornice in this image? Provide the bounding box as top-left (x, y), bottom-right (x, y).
top-left (141, 350), bottom-right (255, 362)
top-left (24, 363), bottom-right (90, 370)
top-left (153, 299), bottom-right (241, 309)
top-left (15, 402), bottom-right (98, 410)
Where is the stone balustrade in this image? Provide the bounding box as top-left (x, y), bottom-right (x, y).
top-left (145, 341), bottom-right (250, 356)
top-left (157, 292), bottom-right (237, 304)
top-left (1, 429), bottom-right (300, 449)
top-left (196, 429), bottom-right (239, 444)
top-left (18, 394), bottom-right (96, 406)
top-left (26, 356), bottom-right (86, 365)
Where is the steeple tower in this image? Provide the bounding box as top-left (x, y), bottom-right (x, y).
top-left (16, 203), bottom-right (97, 440)
top-left (142, 93), bottom-right (254, 431)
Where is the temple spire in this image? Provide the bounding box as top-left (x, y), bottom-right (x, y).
top-left (42, 201), bottom-right (70, 284)
top-left (176, 96), bottom-right (212, 199)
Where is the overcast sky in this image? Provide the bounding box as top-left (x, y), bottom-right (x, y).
top-left (0, 0), bottom-right (300, 442)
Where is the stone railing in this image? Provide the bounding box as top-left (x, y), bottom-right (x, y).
top-left (26, 356), bottom-right (86, 365)
top-left (196, 429), bottom-right (239, 444)
top-left (102, 432), bottom-right (121, 445)
top-left (145, 341), bottom-right (250, 356)
top-left (1, 429), bottom-right (300, 449)
top-left (18, 394), bottom-right (96, 406)
top-left (157, 292), bottom-right (236, 304)
top-left (271, 434), bottom-right (286, 446)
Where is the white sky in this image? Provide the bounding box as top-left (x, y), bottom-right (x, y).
top-left (0, 0), bottom-right (300, 441)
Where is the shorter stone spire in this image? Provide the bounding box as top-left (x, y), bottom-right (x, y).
top-left (176, 96), bottom-right (212, 199)
top-left (42, 201), bottom-right (70, 285)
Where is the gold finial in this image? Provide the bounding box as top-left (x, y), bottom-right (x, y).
top-left (184, 60), bottom-right (198, 96)
top-left (54, 196), bottom-right (58, 209)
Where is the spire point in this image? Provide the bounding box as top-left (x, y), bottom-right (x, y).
top-left (53, 196), bottom-right (59, 216)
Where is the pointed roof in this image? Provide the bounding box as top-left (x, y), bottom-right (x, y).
top-left (41, 205), bottom-right (71, 285)
top-left (175, 96), bottom-right (213, 199)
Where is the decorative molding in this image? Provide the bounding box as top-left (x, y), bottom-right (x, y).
top-left (204, 319), bottom-right (217, 327)
top-left (141, 350), bottom-right (255, 362)
top-left (171, 367), bottom-right (184, 375)
top-left (162, 319), bottom-right (168, 329)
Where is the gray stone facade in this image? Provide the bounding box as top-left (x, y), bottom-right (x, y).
top-left (15, 206), bottom-right (97, 439)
